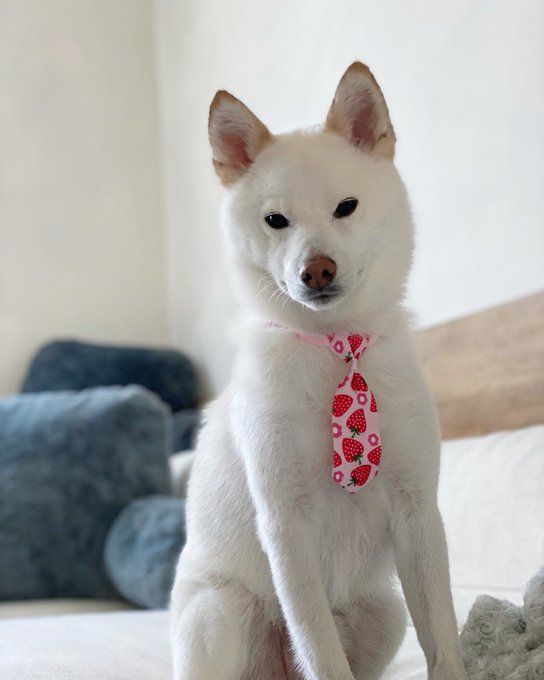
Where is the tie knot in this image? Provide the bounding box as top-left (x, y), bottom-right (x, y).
top-left (328, 333), bottom-right (370, 363)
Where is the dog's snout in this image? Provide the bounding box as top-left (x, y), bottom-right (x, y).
top-left (299, 256), bottom-right (337, 291)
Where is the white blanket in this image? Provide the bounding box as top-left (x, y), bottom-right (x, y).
top-left (1, 425), bottom-right (542, 680)
top-left (0, 587), bottom-right (525, 679)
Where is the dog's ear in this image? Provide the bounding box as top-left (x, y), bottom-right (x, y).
top-left (325, 62), bottom-right (396, 159)
top-left (209, 91), bottom-right (272, 186)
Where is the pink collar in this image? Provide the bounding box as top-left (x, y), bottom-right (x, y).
top-left (266, 321), bottom-right (377, 354)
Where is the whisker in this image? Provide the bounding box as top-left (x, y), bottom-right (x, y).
top-left (256, 274), bottom-right (273, 289)
top-left (280, 292), bottom-right (291, 310)
top-left (269, 288), bottom-right (283, 304)
top-left (256, 281), bottom-right (276, 300)
top-left (256, 275), bottom-right (276, 300)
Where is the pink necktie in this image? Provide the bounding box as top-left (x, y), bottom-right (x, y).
top-left (327, 333), bottom-right (380, 493)
top-left (286, 327), bottom-right (381, 494)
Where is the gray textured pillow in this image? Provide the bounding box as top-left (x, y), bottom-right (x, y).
top-left (105, 495), bottom-right (186, 609)
top-left (0, 386), bottom-right (171, 600)
top-left (21, 340), bottom-right (197, 412)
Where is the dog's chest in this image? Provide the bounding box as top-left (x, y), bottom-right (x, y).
top-left (317, 483), bottom-right (393, 604)
top-left (278, 342), bottom-right (394, 601)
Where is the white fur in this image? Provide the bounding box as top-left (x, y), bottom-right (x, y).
top-left (171, 67), bottom-right (468, 680)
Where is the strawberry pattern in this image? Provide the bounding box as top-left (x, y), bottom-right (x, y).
top-left (332, 394), bottom-right (353, 417)
top-left (347, 464), bottom-right (371, 488)
top-left (342, 438), bottom-right (364, 463)
top-left (351, 372), bottom-right (368, 391)
top-left (367, 446), bottom-right (382, 466)
top-left (346, 408), bottom-right (366, 436)
top-left (266, 322), bottom-right (381, 495)
top-left (327, 333), bottom-right (381, 494)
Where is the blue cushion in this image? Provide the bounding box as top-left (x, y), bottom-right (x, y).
top-left (171, 409), bottom-right (202, 451)
top-left (21, 340), bottom-right (197, 412)
top-left (104, 495), bottom-right (186, 609)
top-left (0, 386), bottom-right (171, 600)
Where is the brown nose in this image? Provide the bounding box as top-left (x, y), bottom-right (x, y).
top-left (300, 256), bottom-right (337, 290)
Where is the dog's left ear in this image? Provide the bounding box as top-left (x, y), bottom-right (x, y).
top-left (325, 62), bottom-right (396, 159)
top-left (209, 91), bottom-right (272, 186)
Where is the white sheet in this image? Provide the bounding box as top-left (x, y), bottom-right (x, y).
top-left (0, 610), bottom-right (171, 680)
top-left (0, 599), bottom-right (135, 620)
top-left (439, 425), bottom-right (544, 592)
top-left (0, 587), bottom-right (525, 679)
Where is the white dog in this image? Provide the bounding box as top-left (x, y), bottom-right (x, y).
top-left (171, 62), bottom-right (468, 680)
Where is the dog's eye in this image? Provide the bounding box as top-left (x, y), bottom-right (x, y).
top-left (264, 213), bottom-right (289, 229)
top-left (334, 198), bottom-right (358, 218)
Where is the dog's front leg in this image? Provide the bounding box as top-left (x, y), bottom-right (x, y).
top-left (392, 490), bottom-right (468, 680)
top-left (233, 402), bottom-right (354, 680)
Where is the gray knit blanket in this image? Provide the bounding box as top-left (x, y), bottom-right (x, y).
top-left (461, 568), bottom-right (544, 679)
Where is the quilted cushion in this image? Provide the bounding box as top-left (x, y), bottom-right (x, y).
top-left (171, 409), bottom-right (201, 451)
top-left (0, 386), bottom-right (171, 600)
top-left (104, 495), bottom-right (186, 609)
top-left (21, 340), bottom-right (197, 412)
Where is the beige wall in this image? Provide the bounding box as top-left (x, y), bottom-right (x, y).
top-left (1, 2), bottom-right (543, 399)
top-left (155, 0), bottom-right (544, 398)
top-left (0, 0), bottom-right (168, 395)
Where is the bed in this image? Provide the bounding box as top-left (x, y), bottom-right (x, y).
top-left (1, 292), bottom-right (543, 680)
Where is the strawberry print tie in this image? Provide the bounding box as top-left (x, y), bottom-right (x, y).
top-left (328, 333), bottom-right (380, 494)
top-left (265, 323), bottom-right (380, 494)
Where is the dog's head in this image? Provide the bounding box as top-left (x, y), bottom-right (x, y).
top-left (209, 62), bottom-right (414, 330)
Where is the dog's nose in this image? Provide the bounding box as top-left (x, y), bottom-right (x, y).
top-left (300, 256), bottom-right (337, 290)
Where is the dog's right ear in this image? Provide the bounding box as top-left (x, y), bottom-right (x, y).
top-left (208, 91), bottom-right (272, 186)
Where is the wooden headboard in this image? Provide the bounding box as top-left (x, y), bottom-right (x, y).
top-left (416, 291), bottom-right (544, 440)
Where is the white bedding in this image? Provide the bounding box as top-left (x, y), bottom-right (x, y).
top-left (0, 598), bottom-right (135, 621)
top-left (0, 610), bottom-right (171, 680)
top-left (1, 425), bottom-right (542, 680)
top-left (438, 425), bottom-right (544, 593)
top-left (0, 585), bottom-right (526, 680)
